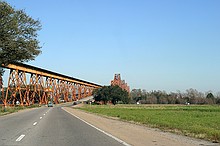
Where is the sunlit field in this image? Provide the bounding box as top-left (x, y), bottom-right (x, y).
top-left (79, 104), bottom-right (220, 143)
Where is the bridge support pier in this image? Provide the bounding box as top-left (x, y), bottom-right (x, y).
top-left (1, 63), bottom-right (101, 106)
top-left (4, 69), bottom-right (29, 106)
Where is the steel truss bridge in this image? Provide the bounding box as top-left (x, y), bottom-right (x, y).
top-left (0, 63), bottom-right (101, 106)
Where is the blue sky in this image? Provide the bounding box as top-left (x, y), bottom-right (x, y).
top-left (3, 0), bottom-right (220, 93)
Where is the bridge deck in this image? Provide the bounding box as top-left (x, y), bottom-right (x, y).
top-left (3, 62), bottom-right (101, 88)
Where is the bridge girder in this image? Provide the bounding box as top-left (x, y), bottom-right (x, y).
top-left (1, 63), bottom-right (101, 106)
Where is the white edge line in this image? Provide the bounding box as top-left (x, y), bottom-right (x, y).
top-left (16, 134), bottom-right (25, 142)
top-left (62, 107), bottom-right (131, 146)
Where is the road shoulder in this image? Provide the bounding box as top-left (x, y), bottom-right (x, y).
top-left (63, 106), bottom-right (218, 146)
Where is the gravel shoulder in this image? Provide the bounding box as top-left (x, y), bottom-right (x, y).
top-left (63, 106), bottom-right (219, 146)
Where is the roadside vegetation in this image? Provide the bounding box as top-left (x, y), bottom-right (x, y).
top-left (80, 104), bottom-right (220, 143)
top-left (93, 85), bottom-right (130, 104)
top-left (0, 104), bottom-right (40, 116)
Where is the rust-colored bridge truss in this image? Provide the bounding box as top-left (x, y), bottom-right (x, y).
top-left (1, 63), bottom-right (101, 106)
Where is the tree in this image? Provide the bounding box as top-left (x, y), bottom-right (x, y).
top-left (93, 85), bottom-right (130, 105)
top-left (206, 92), bottom-right (215, 104)
top-left (186, 88), bottom-right (205, 104)
top-left (130, 89), bottom-right (149, 103)
top-left (216, 98), bottom-right (220, 104)
top-left (145, 95), bottom-right (157, 104)
top-left (93, 86), bottom-right (109, 104)
top-left (158, 96), bottom-right (168, 104)
top-left (110, 86), bottom-right (122, 105)
top-left (0, 1), bottom-right (42, 78)
top-left (206, 92), bottom-right (215, 99)
top-left (111, 86), bottom-right (130, 104)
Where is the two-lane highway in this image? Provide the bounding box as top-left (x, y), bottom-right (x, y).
top-left (0, 105), bottom-right (126, 146)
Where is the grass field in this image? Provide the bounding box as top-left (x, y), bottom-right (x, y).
top-left (0, 105), bottom-right (39, 116)
top-left (79, 104), bottom-right (220, 143)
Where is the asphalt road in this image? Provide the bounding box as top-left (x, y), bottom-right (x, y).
top-left (0, 105), bottom-right (125, 146)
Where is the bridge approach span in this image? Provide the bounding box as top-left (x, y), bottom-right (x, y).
top-left (1, 63), bottom-right (101, 106)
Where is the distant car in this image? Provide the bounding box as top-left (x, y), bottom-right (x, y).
top-left (73, 101), bottom-right (78, 105)
top-left (60, 99), bottom-right (65, 103)
top-left (48, 102), bottom-right (53, 107)
top-left (73, 101), bottom-right (81, 105)
top-left (16, 101), bottom-right (20, 105)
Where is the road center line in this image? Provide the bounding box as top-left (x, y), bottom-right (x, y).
top-left (40, 117), bottom-right (42, 119)
top-left (43, 114), bottom-right (45, 116)
top-left (33, 122), bottom-right (38, 126)
top-left (16, 134), bottom-right (25, 142)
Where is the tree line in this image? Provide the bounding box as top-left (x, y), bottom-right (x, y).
top-left (92, 86), bottom-right (220, 105)
top-left (130, 88), bottom-right (220, 105)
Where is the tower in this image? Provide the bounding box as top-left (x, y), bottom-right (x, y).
top-left (111, 74), bottom-right (130, 93)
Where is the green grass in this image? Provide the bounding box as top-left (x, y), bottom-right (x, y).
top-left (79, 104), bottom-right (220, 143)
top-left (0, 104), bottom-right (40, 116)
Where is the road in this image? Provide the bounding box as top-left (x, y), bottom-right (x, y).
top-left (0, 105), bottom-right (125, 146)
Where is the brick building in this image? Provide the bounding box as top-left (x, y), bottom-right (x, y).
top-left (111, 74), bottom-right (130, 93)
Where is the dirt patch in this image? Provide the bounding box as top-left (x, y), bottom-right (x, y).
top-left (63, 106), bottom-right (219, 146)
